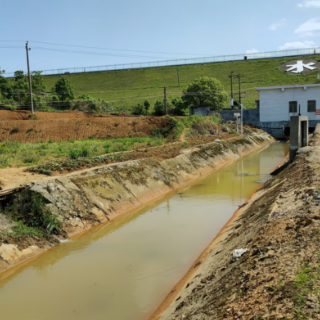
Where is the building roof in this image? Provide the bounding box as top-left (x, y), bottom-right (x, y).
top-left (256, 83), bottom-right (320, 91)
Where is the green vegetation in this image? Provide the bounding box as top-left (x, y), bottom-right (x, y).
top-left (0, 137), bottom-right (164, 168)
top-left (2, 54), bottom-right (320, 112)
top-left (0, 70), bottom-right (47, 110)
top-left (0, 192), bottom-right (61, 237)
top-left (182, 76), bottom-right (227, 109)
top-left (39, 54), bottom-right (320, 110)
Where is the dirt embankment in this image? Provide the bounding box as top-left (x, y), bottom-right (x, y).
top-left (0, 133), bottom-right (273, 275)
top-left (0, 110), bottom-right (140, 121)
top-left (0, 114), bottom-right (168, 143)
top-left (152, 131), bottom-right (320, 320)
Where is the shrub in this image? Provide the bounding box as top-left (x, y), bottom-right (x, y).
top-left (11, 124), bottom-right (19, 133)
top-left (4, 192), bottom-right (62, 235)
top-left (69, 149), bottom-right (80, 159)
top-left (144, 100), bottom-right (150, 113)
top-left (180, 141), bottom-right (188, 147)
top-left (28, 114), bottom-right (38, 120)
top-left (22, 156), bottom-right (39, 164)
top-left (80, 146), bottom-right (90, 157)
top-left (132, 103), bottom-right (145, 115)
top-left (69, 146), bottom-right (90, 159)
top-left (154, 100), bottom-right (164, 116)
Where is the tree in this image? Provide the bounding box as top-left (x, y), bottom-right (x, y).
top-left (31, 71), bottom-right (46, 94)
top-left (144, 100), bottom-right (150, 113)
top-left (132, 103), bottom-right (144, 115)
top-left (153, 99), bottom-right (172, 116)
top-left (171, 97), bottom-right (187, 115)
top-left (0, 75), bottom-right (12, 99)
top-left (12, 71), bottom-right (28, 103)
top-left (182, 76), bottom-right (227, 110)
top-left (53, 76), bottom-right (75, 101)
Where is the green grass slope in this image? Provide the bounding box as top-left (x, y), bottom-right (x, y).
top-left (43, 55), bottom-right (320, 109)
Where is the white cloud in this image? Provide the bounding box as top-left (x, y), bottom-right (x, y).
top-left (246, 48), bottom-right (259, 54)
top-left (295, 18), bottom-right (320, 36)
top-left (269, 18), bottom-right (287, 31)
top-left (297, 1), bottom-right (320, 8)
top-left (278, 40), bottom-right (315, 50)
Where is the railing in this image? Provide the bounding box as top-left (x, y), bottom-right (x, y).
top-left (3, 47), bottom-right (320, 78)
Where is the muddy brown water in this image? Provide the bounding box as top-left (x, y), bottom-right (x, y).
top-left (0, 143), bottom-right (289, 320)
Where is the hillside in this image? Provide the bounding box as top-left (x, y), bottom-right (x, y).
top-left (42, 54), bottom-right (320, 110)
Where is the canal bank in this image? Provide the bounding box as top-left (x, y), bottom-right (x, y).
top-left (0, 140), bottom-right (288, 320)
top-left (153, 128), bottom-right (320, 320)
top-left (0, 133), bottom-right (274, 275)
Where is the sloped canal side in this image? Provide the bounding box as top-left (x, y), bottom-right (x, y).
top-left (0, 142), bottom-right (288, 320)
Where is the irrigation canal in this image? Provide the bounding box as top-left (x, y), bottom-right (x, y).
top-left (0, 143), bottom-right (289, 320)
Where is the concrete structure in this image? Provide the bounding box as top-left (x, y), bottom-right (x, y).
top-left (189, 106), bottom-right (211, 116)
top-left (290, 116), bottom-right (309, 161)
top-left (256, 84), bottom-right (320, 138)
top-left (193, 84), bottom-right (320, 139)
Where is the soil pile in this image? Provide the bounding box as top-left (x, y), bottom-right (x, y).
top-left (154, 134), bottom-right (320, 319)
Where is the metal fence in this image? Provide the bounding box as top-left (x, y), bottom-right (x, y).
top-left (4, 47), bottom-right (320, 78)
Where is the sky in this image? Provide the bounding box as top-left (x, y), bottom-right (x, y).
top-left (1, 0), bottom-right (320, 76)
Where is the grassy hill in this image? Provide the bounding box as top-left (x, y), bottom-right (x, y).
top-left (42, 54), bottom-right (320, 110)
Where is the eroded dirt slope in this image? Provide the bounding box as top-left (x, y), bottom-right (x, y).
top-left (0, 115), bottom-right (168, 143)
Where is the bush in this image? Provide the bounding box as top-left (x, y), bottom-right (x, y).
top-left (154, 100), bottom-right (165, 116)
top-left (28, 113), bottom-right (38, 120)
top-left (132, 103), bottom-right (145, 115)
top-left (11, 124), bottom-right (19, 133)
top-left (22, 156), bottom-right (39, 164)
top-left (69, 149), bottom-right (80, 159)
top-left (170, 97), bottom-right (187, 116)
top-left (69, 146), bottom-right (90, 159)
top-left (4, 192), bottom-right (62, 235)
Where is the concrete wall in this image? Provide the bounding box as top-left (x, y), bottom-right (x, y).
top-left (212, 109), bottom-right (260, 122)
top-left (259, 85), bottom-right (320, 122)
top-left (190, 107), bottom-right (211, 116)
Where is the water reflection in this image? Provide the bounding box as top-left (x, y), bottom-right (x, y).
top-left (0, 143), bottom-right (288, 320)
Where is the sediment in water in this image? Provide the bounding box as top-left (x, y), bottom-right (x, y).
top-left (0, 133), bottom-right (274, 275)
top-left (151, 129), bottom-right (320, 320)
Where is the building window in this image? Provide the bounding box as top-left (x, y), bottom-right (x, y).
top-left (289, 101), bottom-right (297, 113)
top-left (308, 100), bottom-right (316, 112)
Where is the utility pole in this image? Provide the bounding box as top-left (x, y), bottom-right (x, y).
top-left (25, 41), bottom-right (34, 114)
top-left (228, 71), bottom-right (234, 108)
top-left (177, 66), bottom-right (180, 87)
top-left (164, 87), bottom-right (167, 115)
top-left (235, 74), bottom-right (244, 104)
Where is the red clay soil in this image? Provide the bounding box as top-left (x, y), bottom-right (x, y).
top-left (0, 116), bottom-right (169, 143)
top-left (0, 110), bottom-right (144, 121)
top-left (0, 110), bottom-right (92, 121)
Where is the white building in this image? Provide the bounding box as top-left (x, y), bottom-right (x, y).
top-left (256, 84), bottom-right (320, 122)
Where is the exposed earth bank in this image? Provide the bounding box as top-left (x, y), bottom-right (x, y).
top-left (0, 133), bottom-right (273, 276)
top-left (151, 128), bottom-right (320, 320)
top-left (0, 111), bottom-right (169, 143)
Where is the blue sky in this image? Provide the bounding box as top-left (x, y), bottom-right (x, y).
top-left (1, 0), bottom-right (320, 75)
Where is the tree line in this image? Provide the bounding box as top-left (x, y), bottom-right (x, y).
top-left (0, 70), bottom-right (228, 115)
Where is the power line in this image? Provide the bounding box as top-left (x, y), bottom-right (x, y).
top-left (29, 40), bottom-right (210, 56)
top-left (0, 40), bottom-right (211, 57)
top-left (32, 46), bottom-right (165, 59)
